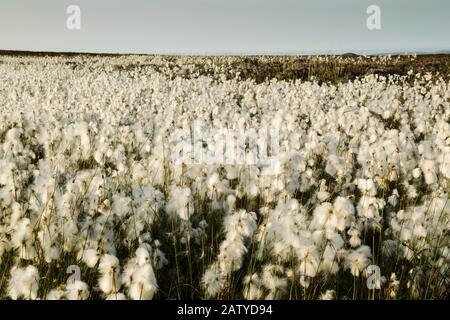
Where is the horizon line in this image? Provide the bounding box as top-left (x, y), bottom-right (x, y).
top-left (1, 48), bottom-right (450, 57)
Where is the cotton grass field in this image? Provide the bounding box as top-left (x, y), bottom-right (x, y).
top-left (0, 54), bottom-right (449, 300)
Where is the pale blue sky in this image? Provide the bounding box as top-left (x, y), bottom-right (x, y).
top-left (0, 0), bottom-right (449, 55)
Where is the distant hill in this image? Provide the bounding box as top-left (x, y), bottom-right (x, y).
top-left (1, 49), bottom-right (450, 58)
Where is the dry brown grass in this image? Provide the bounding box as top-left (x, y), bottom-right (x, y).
top-left (1, 51), bottom-right (449, 84)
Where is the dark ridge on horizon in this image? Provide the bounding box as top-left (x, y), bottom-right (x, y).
top-left (0, 49), bottom-right (129, 57)
top-left (1, 49), bottom-right (450, 58)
